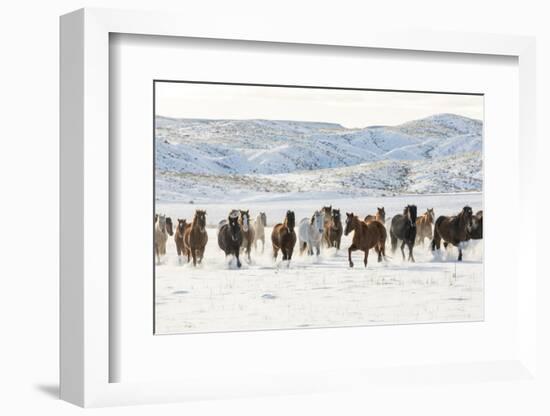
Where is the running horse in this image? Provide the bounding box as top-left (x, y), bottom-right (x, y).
top-left (218, 210), bottom-right (243, 268)
top-left (183, 209), bottom-right (208, 266)
top-left (174, 218), bottom-right (190, 259)
top-left (344, 213), bottom-right (387, 268)
top-left (326, 208), bottom-right (343, 249)
top-left (390, 205), bottom-right (418, 262)
top-left (432, 206), bottom-right (474, 261)
top-left (365, 207), bottom-right (385, 224)
top-left (415, 208), bottom-right (435, 245)
top-left (253, 212), bottom-right (267, 253)
top-left (239, 209), bottom-right (255, 262)
top-left (321, 205), bottom-right (333, 247)
top-left (271, 210), bottom-right (297, 262)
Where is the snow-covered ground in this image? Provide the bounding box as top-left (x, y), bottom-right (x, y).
top-left (155, 192), bottom-right (483, 334)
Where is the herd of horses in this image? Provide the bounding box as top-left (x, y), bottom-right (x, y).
top-left (154, 205), bottom-right (483, 268)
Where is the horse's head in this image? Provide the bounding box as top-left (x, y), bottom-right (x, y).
top-left (311, 210), bottom-right (324, 234)
top-left (177, 219), bottom-right (187, 234)
top-left (260, 212), bottom-right (267, 227)
top-left (165, 217), bottom-right (174, 236)
top-left (322, 205), bottom-right (332, 217)
top-left (228, 213), bottom-right (241, 241)
top-left (461, 206), bottom-right (474, 228)
top-left (195, 210), bottom-right (207, 232)
top-left (377, 207), bottom-right (386, 222)
top-left (157, 214), bottom-right (166, 231)
top-left (344, 212), bottom-right (355, 236)
top-left (405, 205), bottom-right (417, 226)
top-left (240, 210), bottom-right (250, 232)
top-left (426, 208), bottom-right (435, 223)
top-left (332, 209), bottom-right (341, 228)
top-left (285, 210), bottom-right (295, 231)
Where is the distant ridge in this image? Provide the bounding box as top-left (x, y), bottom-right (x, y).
top-left (155, 113), bottom-right (482, 201)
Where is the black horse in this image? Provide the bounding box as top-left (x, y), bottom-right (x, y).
top-left (468, 210), bottom-right (483, 240)
top-left (390, 205), bottom-right (418, 262)
top-left (218, 212), bottom-right (243, 268)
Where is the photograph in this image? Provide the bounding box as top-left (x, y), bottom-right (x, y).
top-left (153, 81), bottom-right (484, 334)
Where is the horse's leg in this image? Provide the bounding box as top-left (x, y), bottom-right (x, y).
top-left (408, 242), bottom-right (415, 262)
top-left (261, 237), bottom-right (265, 254)
top-left (364, 249), bottom-right (369, 268)
top-left (235, 250), bottom-right (242, 268)
top-left (376, 245), bottom-right (382, 262)
top-left (400, 241), bottom-right (406, 260)
top-left (316, 242), bottom-right (320, 256)
top-left (199, 247), bottom-right (205, 264)
top-left (273, 246), bottom-right (279, 260)
top-left (191, 246), bottom-right (197, 266)
top-left (457, 245), bottom-right (463, 261)
top-left (348, 244), bottom-right (357, 267)
top-left (155, 244), bottom-right (160, 265)
top-left (299, 240), bottom-right (306, 255)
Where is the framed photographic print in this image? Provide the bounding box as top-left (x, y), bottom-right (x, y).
top-left (60, 8), bottom-right (538, 407)
top-left (153, 81), bottom-right (485, 335)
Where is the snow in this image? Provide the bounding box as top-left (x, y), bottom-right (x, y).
top-left (155, 113), bottom-right (482, 202)
top-left (155, 193), bottom-right (483, 334)
top-left (154, 112), bottom-right (484, 334)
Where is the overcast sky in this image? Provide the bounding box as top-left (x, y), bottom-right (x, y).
top-left (155, 82), bottom-right (483, 129)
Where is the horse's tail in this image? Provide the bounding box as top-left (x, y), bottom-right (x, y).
top-left (299, 240), bottom-right (307, 255)
top-left (390, 229), bottom-right (397, 253)
top-left (431, 216), bottom-right (443, 251)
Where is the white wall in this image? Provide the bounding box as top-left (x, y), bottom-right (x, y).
top-left (0, 1), bottom-right (547, 414)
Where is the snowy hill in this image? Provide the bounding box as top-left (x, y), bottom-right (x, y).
top-left (155, 114), bottom-right (482, 202)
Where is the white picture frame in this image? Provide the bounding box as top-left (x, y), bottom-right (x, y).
top-left (60, 7), bottom-right (537, 407)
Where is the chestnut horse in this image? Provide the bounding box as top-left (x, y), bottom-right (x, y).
top-left (344, 213), bottom-right (386, 268)
top-left (415, 208), bottom-right (434, 245)
top-left (184, 209), bottom-right (208, 266)
top-left (390, 205), bottom-right (418, 262)
top-left (431, 206), bottom-right (473, 261)
top-left (174, 219), bottom-right (190, 258)
top-left (327, 208), bottom-right (343, 249)
top-left (321, 205), bottom-right (332, 247)
top-left (365, 207), bottom-right (386, 224)
top-left (239, 210), bottom-right (255, 262)
top-left (271, 210), bottom-right (297, 262)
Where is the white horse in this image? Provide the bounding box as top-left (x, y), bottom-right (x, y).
top-left (253, 212), bottom-right (267, 253)
top-left (155, 214), bottom-right (168, 264)
top-left (298, 210), bottom-right (325, 256)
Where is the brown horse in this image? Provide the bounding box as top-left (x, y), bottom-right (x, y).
top-left (271, 210), bottom-right (297, 262)
top-left (239, 209), bottom-right (255, 262)
top-left (431, 206), bottom-right (473, 261)
top-left (365, 207), bottom-right (386, 224)
top-left (184, 209), bottom-right (208, 266)
top-left (415, 208), bottom-right (434, 245)
top-left (344, 213), bottom-right (386, 268)
top-left (321, 205), bottom-right (332, 246)
top-left (327, 208), bottom-right (343, 249)
top-left (174, 219), bottom-right (190, 258)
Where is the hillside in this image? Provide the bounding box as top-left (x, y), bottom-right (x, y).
top-left (155, 113), bottom-right (482, 202)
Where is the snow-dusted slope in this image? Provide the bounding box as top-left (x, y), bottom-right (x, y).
top-left (155, 113), bottom-right (482, 202)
